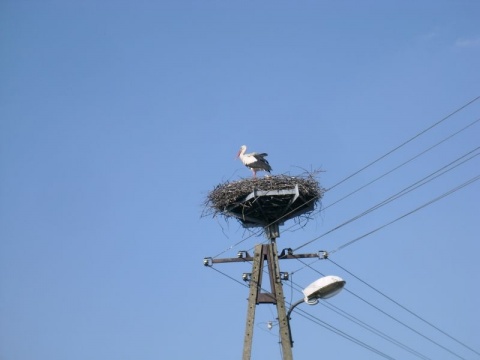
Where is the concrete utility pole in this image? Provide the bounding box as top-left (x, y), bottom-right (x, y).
top-left (205, 228), bottom-right (321, 360)
top-left (242, 239), bottom-right (292, 360)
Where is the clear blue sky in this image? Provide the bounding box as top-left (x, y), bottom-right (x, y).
top-left (1, 1), bottom-right (479, 359)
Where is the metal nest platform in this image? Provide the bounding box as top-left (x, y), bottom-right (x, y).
top-left (204, 173), bottom-right (324, 236)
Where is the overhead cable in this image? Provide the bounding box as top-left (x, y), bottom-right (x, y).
top-left (292, 257), bottom-right (469, 360)
top-left (344, 288), bottom-right (467, 360)
top-left (319, 300), bottom-right (432, 360)
top-left (288, 278), bottom-right (432, 359)
top-left (292, 149), bottom-right (480, 253)
top-left (328, 258), bottom-right (480, 357)
top-left (295, 307), bottom-right (397, 360)
top-left (326, 95), bottom-right (480, 192)
top-left (330, 174), bottom-right (480, 254)
top-left (323, 117), bottom-right (480, 211)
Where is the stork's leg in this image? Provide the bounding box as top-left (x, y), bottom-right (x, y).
top-left (252, 169), bottom-right (256, 177)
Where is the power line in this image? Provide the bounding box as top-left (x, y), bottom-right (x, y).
top-left (319, 300), bottom-right (432, 360)
top-left (207, 264), bottom-right (250, 289)
top-left (330, 174), bottom-right (480, 254)
top-left (287, 278), bottom-right (432, 360)
top-left (283, 99), bottom-right (480, 241)
top-left (328, 258), bottom-right (480, 357)
top-left (274, 136), bottom-right (479, 255)
top-left (294, 307), bottom-right (397, 360)
top-left (329, 146), bottom-right (480, 234)
top-left (292, 149), bottom-right (480, 253)
top-left (344, 288), bottom-right (467, 360)
top-left (326, 95), bottom-right (480, 192)
top-left (291, 257), bottom-right (469, 360)
top-left (211, 227), bottom-right (264, 259)
top-left (322, 117), bottom-right (480, 212)
top-left (356, 146), bottom-right (480, 215)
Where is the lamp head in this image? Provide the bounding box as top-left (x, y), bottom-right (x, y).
top-left (302, 275), bottom-right (346, 303)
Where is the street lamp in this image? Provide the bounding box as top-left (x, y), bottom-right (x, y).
top-left (287, 275), bottom-right (346, 347)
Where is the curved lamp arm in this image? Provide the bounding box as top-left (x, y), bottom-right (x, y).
top-left (286, 298), bottom-right (306, 348)
top-left (287, 276), bottom-right (346, 348)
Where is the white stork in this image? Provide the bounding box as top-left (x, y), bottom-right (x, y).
top-left (236, 145), bottom-right (272, 177)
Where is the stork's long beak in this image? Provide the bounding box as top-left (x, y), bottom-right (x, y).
top-left (235, 150), bottom-right (241, 159)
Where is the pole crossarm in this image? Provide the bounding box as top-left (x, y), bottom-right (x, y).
top-left (204, 250), bottom-right (327, 266)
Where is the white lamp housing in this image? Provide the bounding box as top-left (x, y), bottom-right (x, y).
top-left (302, 275), bottom-right (346, 303)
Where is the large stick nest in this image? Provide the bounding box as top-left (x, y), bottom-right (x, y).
top-left (203, 172), bottom-right (324, 228)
